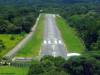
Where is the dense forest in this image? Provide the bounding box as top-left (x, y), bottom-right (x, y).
top-left (0, 0), bottom-right (100, 75)
top-left (28, 54), bottom-right (100, 75)
top-left (0, 0), bottom-right (100, 5)
top-left (0, 6), bottom-right (39, 34)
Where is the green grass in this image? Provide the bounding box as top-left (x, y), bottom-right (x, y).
top-left (56, 16), bottom-right (85, 53)
top-left (0, 66), bottom-right (28, 75)
top-left (16, 14), bottom-right (44, 57)
top-left (0, 34), bottom-right (23, 57)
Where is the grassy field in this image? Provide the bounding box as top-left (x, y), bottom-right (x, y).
top-left (0, 66), bottom-right (28, 75)
top-left (56, 16), bottom-right (85, 53)
top-left (16, 15), bottom-right (44, 57)
top-left (0, 34), bottom-right (23, 57)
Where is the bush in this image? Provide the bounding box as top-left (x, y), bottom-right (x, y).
top-left (10, 36), bottom-right (15, 40)
top-left (0, 40), bottom-right (5, 51)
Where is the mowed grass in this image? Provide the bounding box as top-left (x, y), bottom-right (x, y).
top-left (56, 16), bottom-right (85, 53)
top-left (0, 34), bottom-right (23, 57)
top-left (16, 15), bottom-right (44, 57)
top-left (0, 66), bottom-right (28, 75)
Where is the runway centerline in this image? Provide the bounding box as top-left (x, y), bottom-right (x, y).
top-left (40, 14), bottom-right (67, 58)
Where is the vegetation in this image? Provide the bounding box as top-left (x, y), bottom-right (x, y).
top-left (56, 16), bottom-right (85, 53)
top-left (28, 56), bottom-right (69, 75)
top-left (0, 0), bottom-right (100, 6)
top-left (65, 12), bottom-right (100, 51)
top-left (0, 6), bottom-right (39, 34)
top-left (60, 3), bottom-right (100, 51)
top-left (0, 66), bottom-right (28, 75)
top-left (16, 15), bottom-right (44, 57)
top-left (28, 55), bottom-right (100, 75)
top-left (0, 0), bottom-right (100, 75)
top-left (0, 5), bottom-right (39, 57)
top-left (0, 34), bottom-right (23, 57)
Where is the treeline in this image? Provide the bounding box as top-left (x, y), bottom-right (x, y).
top-left (67, 12), bottom-right (100, 51)
top-left (57, 3), bottom-right (100, 51)
top-left (0, 0), bottom-right (100, 6)
top-left (28, 55), bottom-right (100, 75)
top-left (0, 6), bottom-right (39, 34)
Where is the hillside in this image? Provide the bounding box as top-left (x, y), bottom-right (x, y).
top-left (0, 0), bottom-right (100, 6)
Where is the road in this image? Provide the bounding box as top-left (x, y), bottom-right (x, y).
top-left (40, 14), bottom-right (67, 58)
top-left (4, 15), bottom-right (41, 59)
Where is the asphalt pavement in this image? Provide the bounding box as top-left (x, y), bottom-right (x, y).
top-left (40, 14), bottom-right (67, 58)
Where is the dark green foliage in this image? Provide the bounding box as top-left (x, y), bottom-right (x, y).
top-left (58, 3), bottom-right (100, 51)
top-left (0, 0), bottom-right (100, 6)
top-left (62, 56), bottom-right (98, 75)
top-left (66, 12), bottom-right (100, 51)
top-left (28, 55), bottom-right (100, 75)
top-left (0, 6), bottom-right (39, 34)
top-left (10, 35), bottom-right (15, 40)
top-left (28, 56), bottom-right (68, 75)
top-left (0, 40), bottom-right (5, 51)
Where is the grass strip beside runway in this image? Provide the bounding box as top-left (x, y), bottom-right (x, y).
top-left (0, 34), bottom-right (23, 57)
top-left (0, 66), bottom-right (28, 75)
top-left (16, 15), bottom-right (44, 57)
top-left (56, 16), bottom-right (85, 53)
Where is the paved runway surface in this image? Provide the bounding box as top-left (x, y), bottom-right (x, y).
top-left (40, 14), bottom-right (67, 58)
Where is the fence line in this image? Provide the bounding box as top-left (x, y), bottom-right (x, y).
top-left (10, 62), bottom-right (31, 68)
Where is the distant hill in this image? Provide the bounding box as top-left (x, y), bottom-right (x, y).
top-left (0, 0), bottom-right (100, 6)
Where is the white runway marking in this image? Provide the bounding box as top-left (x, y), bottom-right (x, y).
top-left (40, 14), bottom-right (67, 58)
top-left (54, 40), bottom-right (57, 44)
top-left (58, 40), bottom-right (62, 44)
top-left (52, 51), bottom-right (56, 57)
top-left (52, 45), bottom-right (56, 51)
top-left (48, 40), bottom-right (51, 44)
top-left (43, 40), bottom-right (47, 44)
top-left (67, 53), bottom-right (81, 57)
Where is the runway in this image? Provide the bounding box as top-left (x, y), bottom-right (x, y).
top-left (40, 14), bottom-right (67, 58)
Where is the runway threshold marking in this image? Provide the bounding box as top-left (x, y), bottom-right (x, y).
top-left (52, 51), bottom-right (56, 57)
